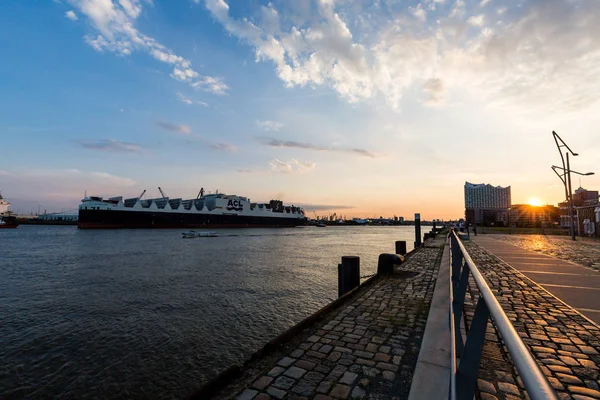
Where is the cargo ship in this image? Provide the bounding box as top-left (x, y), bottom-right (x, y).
top-left (78, 187), bottom-right (307, 229)
top-left (0, 192), bottom-right (18, 228)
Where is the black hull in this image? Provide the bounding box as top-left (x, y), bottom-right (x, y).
top-left (78, 210), bottom-right (306, 229)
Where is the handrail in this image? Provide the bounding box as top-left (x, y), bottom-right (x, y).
top-left (449, 230), bottom-right (558, 400)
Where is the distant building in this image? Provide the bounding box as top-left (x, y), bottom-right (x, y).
top-left (509, 204), bottom-right (558, 228)
top-left (464, 182), bottom-right (511, 225)
top-left (399, 217), bottom-right (404, 223)
top-left (558, 187), bottom-right (599, 231)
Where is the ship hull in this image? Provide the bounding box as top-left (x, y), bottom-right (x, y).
top-left (78, 209), bottom-right (306, 229)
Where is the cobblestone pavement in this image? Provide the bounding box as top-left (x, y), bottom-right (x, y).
top-left (486, 234), bottom-right (600, 272)
top-left (464, 241), bottom-right (600, 400)
top-left (215, 244), bottom-right (443, 400)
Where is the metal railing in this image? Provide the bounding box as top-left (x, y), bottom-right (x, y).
top-left (449, 231), bottom-right (558, 400)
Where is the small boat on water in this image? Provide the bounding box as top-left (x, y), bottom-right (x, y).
top-left (316, 222), bottom-right (327, 228)
top-left (182, 231), bottom-right (219, 238)
top-left (0, 193), bottom-right (18, 228)
top-left (0, 216), bottom-right (19, 229)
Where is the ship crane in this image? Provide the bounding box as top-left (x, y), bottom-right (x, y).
top-left (158, 187), bottom-right (168, 199)
top-left (196, 188), bottom-right (205, 199)
top-left (138, 189), bottom-right (146, 199)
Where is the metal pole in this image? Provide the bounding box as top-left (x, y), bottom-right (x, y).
top-left (414, 213), bottom-right (422, 248)
top-left (567, 153), bottom-right (576, 241)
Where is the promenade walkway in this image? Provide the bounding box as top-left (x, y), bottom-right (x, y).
top-left (464, 239), bottom-right (600, 400)
top-left (472, 235), bottom-right (600, 324)
top-left (198, 239), bottom-right (444, 400)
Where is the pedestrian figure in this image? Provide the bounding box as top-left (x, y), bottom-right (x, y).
top-left (459, 221), bottom-right (465, 232)
top-left (473, 224), bottom-right (477, 236)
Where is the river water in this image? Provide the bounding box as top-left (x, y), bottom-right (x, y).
top-left (0, 225), bottom-right (420, 399)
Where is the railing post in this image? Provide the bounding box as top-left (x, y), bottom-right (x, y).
top-left (452, 262), bottom-right (470, 356)
top-left (456, 297), bottom-right (490, 400)
top-left (451, 234), bottom-right (463, 287)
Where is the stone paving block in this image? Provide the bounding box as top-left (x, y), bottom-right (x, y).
top-left (266, 386), bottom-right (286, 399)
top-left (284, 366), bottom-right (307, 379)
top-left (268, 366), bottom-right (285, 377)
top-left (273, 375), bottom-right (296, 390)
top-left (339, 371), bottom-right (357, 385)
top-left (568, 386), bottom-right (600, 398)
top-left (295, 359), bottom-right (316, 371)
top-left (278, 357), bottom-right (295, 367)
top-left (330, 384), bottom-right (351, 399)
top-left (254, 394), bottom-right (270, 400)
top-left (290, 349), bottom-right (305, 358)
top-left (316, 380), bottom-right (333, 394)
top-left (253, 376), bottom-right (274, 390)
top-left (237, 389), bottom-right (259, 400)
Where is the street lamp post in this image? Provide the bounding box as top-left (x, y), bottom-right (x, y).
top-left (552, 131), bottom-right (594, 241)
top-left (551, 163), bottom-right (595, 240)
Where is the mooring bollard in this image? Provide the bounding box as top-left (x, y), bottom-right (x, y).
top-left (414, 213), bottom-right (422, 248)
top-left (377, 253), bottom-right (404, 275)
top-left (338, 256), bottom-right (360, 298)
top-left (395, 240), bottom-right (407, 256)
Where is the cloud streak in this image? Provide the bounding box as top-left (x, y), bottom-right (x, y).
top-left (256, 120), bottom-right (283, 131)
top-left (269, 158), bottom-right (316, 173)
top-left (156, 120), bottom-right (191, 134)
top-left (79, 139), bottom-right (145, 153)
top-left (260, 138), bottom-right (380, 158)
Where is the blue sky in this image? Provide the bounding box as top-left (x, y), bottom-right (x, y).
top-left (1, 0), bottom-right (599, 218)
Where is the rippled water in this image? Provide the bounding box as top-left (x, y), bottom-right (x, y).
top-left (0, 225), bottom-right (420, 399)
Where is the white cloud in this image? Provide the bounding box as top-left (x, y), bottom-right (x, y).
top-left (67, 0), bottom-right (227, 93)
top-left (269, 158), bottom-right (316, 173)
top-left (65, 10), bottom-right (78, 20)
top-left (422, 78), bottom-right (445, 106)
top-left (177, 92), bottom-right (193, 105)
top-left (204, 0), bottom-right (600, 114)
top-left (467, 14), bottom-right (485, 27)
top-left (480, 0), bottom-right (491, 7)
top-left (177, 92), bottom-right (209, 106)
top-left (256, 120), bottom-right (284, 131)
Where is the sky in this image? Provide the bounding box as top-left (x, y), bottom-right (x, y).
top-left (0, 0), bottom-right (599, 219)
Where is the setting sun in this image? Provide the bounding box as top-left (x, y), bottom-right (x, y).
top-left (528, 197), bottom-right (543, 207)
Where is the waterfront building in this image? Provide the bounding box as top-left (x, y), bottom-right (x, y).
top-left (464, 182), bottom-right (511, 225)
top-left (558, 187), bottom-right (599, 231)
top-left (509, 204), bottom-right (558, 228)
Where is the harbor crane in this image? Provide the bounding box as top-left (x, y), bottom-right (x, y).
top-left (196, 188), bottom-right (205, 199)
top-left (138, 189), bottom-right (146, 199)
top-left (158, 187), bottom-right (168, 199)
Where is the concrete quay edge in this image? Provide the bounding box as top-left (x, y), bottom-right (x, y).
top-left (408, 236), bottom-right (451, 400)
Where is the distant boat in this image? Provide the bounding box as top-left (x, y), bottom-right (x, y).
top-left (0, 216), bottom-right (18, 229)
top-left (182, 231), bottom-right (219, 238)
top-left (78, 187), bottom-right (306, 229)
top-left (0, 192), bottom-right (18, 228)
top-left (316, 222), bottom-right (327, 228)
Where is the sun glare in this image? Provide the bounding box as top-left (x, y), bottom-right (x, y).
top-left (528, 197), bottom-right (543, 207)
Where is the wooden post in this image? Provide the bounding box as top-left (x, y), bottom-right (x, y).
top-left (395, 240), bottom-right (407, 256)
top-left (338, 256), bottom-right (360, 298)
top-left (414, 213), bottom-right (422, 248)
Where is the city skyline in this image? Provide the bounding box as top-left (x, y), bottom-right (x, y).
top-left (1, 0), bottom-right (599, 219)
